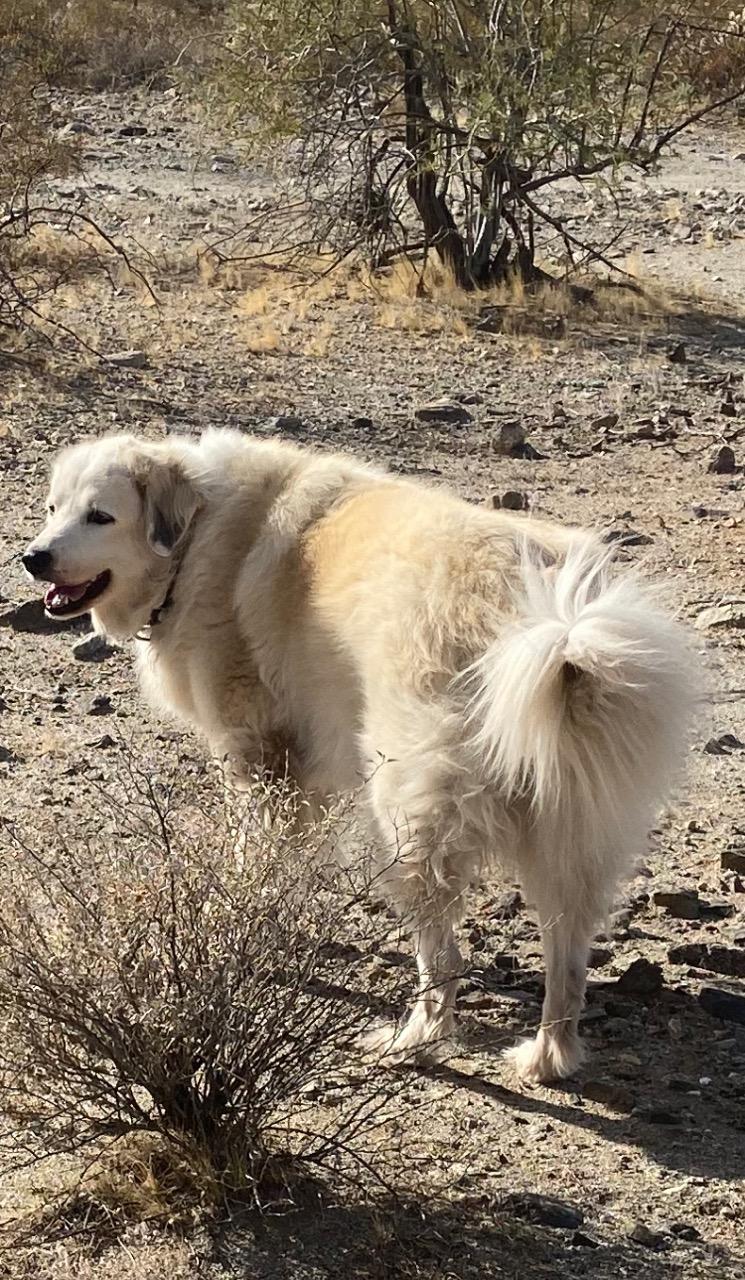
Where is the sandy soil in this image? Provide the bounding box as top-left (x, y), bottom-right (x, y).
top-left (0, 85), bottom-right (744, 1279)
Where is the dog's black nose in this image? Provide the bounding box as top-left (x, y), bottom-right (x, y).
top-left (22, 548), bottom-right (53, 577)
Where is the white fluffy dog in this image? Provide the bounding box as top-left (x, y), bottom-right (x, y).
top-left (23, 429), bottom-right (695, 1082)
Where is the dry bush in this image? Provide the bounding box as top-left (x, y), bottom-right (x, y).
top-left (215, 1), bottom-right (745, 290)
top-left (0, 0), bottom-right (218, 91)
top-left (0, 751), bottom-right (411, 1225)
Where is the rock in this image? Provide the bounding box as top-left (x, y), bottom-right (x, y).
top-left (652, 889), bottom-right (700, 920)
top-left (59, 120), bottom-right (95, 136)
top-left (695, 601), bottom-right (745, 631)
top-left (669, 943), bottom-right (745, 976)
top-left (350, 416), bottom-right (374, 431)
top-left (571, 1230), bottom-right (600, 1249)
top-left (699, 899), bottom-right (735, 920)
top-left (616, 957), bottom-right (664, 998)
top-left (73, 632), bottom-right (117, 662)
top-left (591, 413), bottom-right (619, 431)
top-left (721, 847), bottom-right (745, 874)
top-left (603, 528), bottom-right (654, 548)
top-left (637, 1106), bottom-right (683, 1126)
top-left (708, 444), bottom-right (737, 474)
top-left (414, 400), bottom-right (473, 425)
top-left (87, 733), bottom-right (117, 750)
top-left (492, 422), bottom-right (525, 454)
top-left (271, 415), bottom-right (305, 435)
top-left (587, 946), bottom-right (612, 969)
top-left (118, 124), bottom-right (148, 137)
top-left (668, 1223), bottom-right (702, 1242)
top-left (88, 695), bottom-right (113, 717)
top-left (699, 986), bottom-right (745, 1026)
top-left (667, 343), bottom-right (687, 364)
top-left (581, 1078), bottom-right (635, 1113)
top-left (104, 349), bottom-right (149, 369)
top-left (500, 1191), bottom-right (583, 1230)
top-left (0, 745), bottom-right (19, 764)
top-left (629, 1222), bottom-right (667, 1249)
top-left (492, 490), bottom-right (528, 511)
top-left (719, 397), bottom-right (737, 418)
top-left (704, 732), bottom-right (744, 755)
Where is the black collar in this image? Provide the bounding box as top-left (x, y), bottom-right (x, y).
top-left (148, 575), bottom-right (177, 629)
top-left (137, 526), bottom-right (194, 641)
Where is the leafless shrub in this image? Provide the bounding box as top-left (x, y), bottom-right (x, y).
top-left (0, 750), bottom-right (412, 1224)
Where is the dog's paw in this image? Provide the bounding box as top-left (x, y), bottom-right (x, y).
top-left (505, 1031), bottom-right (585, 1085)
top-left (359, 1011), bottom-right (454, 1066)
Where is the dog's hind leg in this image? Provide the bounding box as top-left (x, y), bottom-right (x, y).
top-left (505, 877), bottom-right (597, 1084)
top-left (361, 750), bottom-right (477, 1063)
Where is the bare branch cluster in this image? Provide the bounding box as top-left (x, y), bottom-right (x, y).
top-left (0, 752), bottom-right (409, 1207)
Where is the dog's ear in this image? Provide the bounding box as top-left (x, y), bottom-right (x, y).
top-left (137, 456), bottom-right (201, 558)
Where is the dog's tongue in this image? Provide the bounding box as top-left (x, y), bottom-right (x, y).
top-left (44, 580), bottom-right (90, 607)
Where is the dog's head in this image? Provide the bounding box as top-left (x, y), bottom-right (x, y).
top-left (22, 435), bottom-right (202, 636)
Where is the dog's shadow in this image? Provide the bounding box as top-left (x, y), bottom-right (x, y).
top-left (312, 953), bottom-right (745, 1186)
top-left (437, 976), bottom-right (745, 1187)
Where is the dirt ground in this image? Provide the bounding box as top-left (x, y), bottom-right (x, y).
top-left (1, 86), bottom-right (744, 1279)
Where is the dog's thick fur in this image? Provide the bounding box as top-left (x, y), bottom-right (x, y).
top-left (25, 430), bottom-right (695, 1081)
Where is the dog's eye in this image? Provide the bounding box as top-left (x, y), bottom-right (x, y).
top-left (87, 509), bottom-right (115, 525)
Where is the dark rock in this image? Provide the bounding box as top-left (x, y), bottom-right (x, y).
top-left (699, 899), bottom-right (735, 920)
top-left (704, 732), bottom-right (744, 755)
top-left (118, 124), bottom-right (149, 137)
top-left (666, 1075), bottom-right (700, 1093)
top-left (350, 416), bottom-right (374, 431)
top-left (721, 847), bottom-right (745, 874)
top-left (699, 986), bottom-right (745, 1025)
top-left (414, 400), bottom-right (473, 425)
top-left (104, 349), bottom-right (149, 369)
top-left (669, 943), bottom-right (745, 977)
top-left (492, 490), bottom-right (528, 511)
top-left (88, 734), bottom-right (116, 750)
top-left (500, 1191), bottom-right (583, 1230)
top-left (629, 1222), bottom-right (668, 1249)
top-left (667, 343), bottom-right (687, 364)
top-left (73, 632), bottom-right (117, 662)
top-left (652, 889), bottom-right (700, 920)
top-left (88, 695), bottom-right (113, 717)
top-left (719, 397), bottom-right (737, 418)
top-left (603, 528), bottom-right (654, 548)
top-left (272, 415), bottom-right (305, 435)
top-left (591, 413), bottom-right (619, 431)
top-left (708, 444), bottom-right (737, 474)
top-left (517, 441), bottom-right (544, 460)
top-left (0, 745), bottom-right (19, 764)
top-left (587, 946), bottom-right (612, 969)
top-left (571, 1230), bottom-right (600, 1249)
top-left (668, 1223), bottom-right (702, 1242)
top-left (492, 422), bottom-right (525, 455)
top-left (616, 958), bottom-right (664, 998)
top-left (635, 1105), bottom-right (683, 1125)
top-left (581, 1078), bottom-right (635, 1113)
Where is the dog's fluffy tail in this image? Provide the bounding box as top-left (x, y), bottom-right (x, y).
top-left (469, 535), bottom-right (695, 872)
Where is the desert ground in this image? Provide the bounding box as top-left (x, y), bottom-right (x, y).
top-left (0, 84), bottom-right (744, 1279)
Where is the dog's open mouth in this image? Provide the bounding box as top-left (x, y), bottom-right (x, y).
top-left (43, 570), bottom-right (111, 617)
